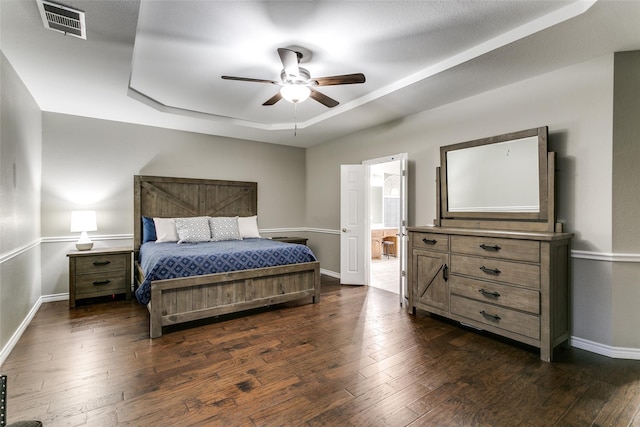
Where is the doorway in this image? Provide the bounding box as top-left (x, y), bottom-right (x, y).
top-left (340, 153), bottom-right (408, 304)
top-left (365, 155), bottom-right (406, 302)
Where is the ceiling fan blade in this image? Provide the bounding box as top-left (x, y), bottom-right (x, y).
top-left (278, 48), bottom-right (300, 78)
top-left (313, 73), bottom-right (366, 86)
top-left (221, 75), bottom-right (279, 84)
top-left (309, 88), bottom-right (339, 108)
top-left (262, 91), bottom-right (283, 106)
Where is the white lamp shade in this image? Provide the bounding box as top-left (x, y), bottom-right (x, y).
top-left (70, 210), bottom-right (97, 232)
top-left (280, 84), bottom-right (311, 103)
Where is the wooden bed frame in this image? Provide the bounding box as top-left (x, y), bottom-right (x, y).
top-left (133, 175), bottom-right (321, 338)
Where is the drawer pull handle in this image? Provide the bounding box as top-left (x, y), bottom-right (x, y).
top-left (479, 244), bottom-right (501, 252)
top-left (480, 310), bottom-right (501, 321)
top-left (422, 238), bottom-right (437, 245)
top-left (93, 261), bottom-right (111, 266)
top-left (480, 266), bottom-right (501, 275)
top-left (479, 289), bottom-right (501, 298)
top-left (443, 264), bottom-right (449, 281)
top-left (93, 280), bottom-right (111, 286)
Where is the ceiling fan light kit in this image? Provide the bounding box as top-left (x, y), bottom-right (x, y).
top-left (221, 47), bottom-right (365, 108)
top-left (280, 84), bottom-right (311, 103)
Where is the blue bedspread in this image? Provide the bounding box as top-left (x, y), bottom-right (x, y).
top-left (134, 238), bottom-right (317, 305)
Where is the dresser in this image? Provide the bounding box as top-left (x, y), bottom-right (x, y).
top-left (408, 227), bottom-right (571, 361)
top-left (67, 247), bottom-right (132, 308)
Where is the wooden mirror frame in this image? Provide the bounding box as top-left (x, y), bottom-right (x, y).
top-left (437, 126), bottom-right (558, 232)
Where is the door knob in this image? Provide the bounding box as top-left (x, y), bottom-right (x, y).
top-left (342, 228), bottom-right (348, 232)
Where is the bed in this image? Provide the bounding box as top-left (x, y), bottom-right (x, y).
top-left (133, 175), bottom-right (321, 338)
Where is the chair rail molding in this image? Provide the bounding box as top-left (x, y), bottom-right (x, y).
top-left (0, 239), bottom-right (40, 264)
top-left (571, 250), bottom-right (640, 263)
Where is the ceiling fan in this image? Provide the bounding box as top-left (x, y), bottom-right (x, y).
top-left (221, 48), bottom-right (365, 108)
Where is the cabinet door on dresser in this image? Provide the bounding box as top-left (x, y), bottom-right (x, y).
top-left (413, 251), bottom-right (449, 313)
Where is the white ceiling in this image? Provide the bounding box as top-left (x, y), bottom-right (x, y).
top-left (1, 1), bottom-right (639, 148)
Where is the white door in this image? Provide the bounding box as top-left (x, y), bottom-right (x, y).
top-left (340, 164), bottom-right (366, 285)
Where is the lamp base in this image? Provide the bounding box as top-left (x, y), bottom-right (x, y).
top-left (75, 241), bottom-right (94, 251)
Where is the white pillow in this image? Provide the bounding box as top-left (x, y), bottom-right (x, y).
top-left (154, 217), bottom-right (179, 243)
top-left (175, 216), bottom-right (211, 243)
top-left (237, 215), bottom-right (261, 239)
top-left (209, 216), bottom-right (242, 241)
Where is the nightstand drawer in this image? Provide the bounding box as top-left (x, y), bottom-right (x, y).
top-left (75, 272), bottom-right (127, 296)
top-left (76, 254), bottom-right (128, 273)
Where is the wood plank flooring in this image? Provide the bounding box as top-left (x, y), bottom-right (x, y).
top-left (2, 275), bottom-right (640, 426)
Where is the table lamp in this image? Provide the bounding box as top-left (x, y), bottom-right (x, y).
top-left (70, 210), bottom-right (97, 250)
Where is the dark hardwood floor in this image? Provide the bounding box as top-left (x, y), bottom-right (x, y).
top-left (2, 275), bottom-right (640, 426)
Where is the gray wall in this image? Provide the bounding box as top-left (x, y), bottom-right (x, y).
top-left (306, 53), bottom-right (640, 351)
top-left (0, 52), bottom-right (43, 353)
top-left (612, 51), bottom-right (640, 348)
top-left (40, 113), bottom-right (308, 296)
top-left (307, 54), bottom-right (614, 263)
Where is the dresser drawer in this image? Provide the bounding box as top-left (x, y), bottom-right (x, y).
top-left (75, 272), bottom-right (128, 296)
top-left (449, 276), bottom-right (540, 314)
top-left (76, 254), bottom-right (128, 273)
top-left (451, 295), bottom-right (540, 340)
top-left (451, 254), bottom-right (540, 289)
top-left (450, 235), bottom-right (540, 263)
top-left (412, 232), bottom-right (449, 252)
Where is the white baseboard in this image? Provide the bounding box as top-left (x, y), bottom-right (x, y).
top-left (0, 294), bottom-right (68, 367)
top-left (42, 293), bottom-right (69, 303)
top-left (570, 336), bottom-right (640, 360)
top-left (320, 268), bottom-right (340, 279)
top-left (0, 297), bottom-right (43, 367)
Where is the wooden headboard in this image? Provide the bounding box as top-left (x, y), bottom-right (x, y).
top-left (133, 175), bottom-right (258, 254)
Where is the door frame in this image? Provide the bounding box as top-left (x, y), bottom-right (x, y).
top-left (363, 153), bottom-right (408, 305)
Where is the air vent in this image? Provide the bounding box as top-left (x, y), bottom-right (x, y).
top-left (36, 0), bottom-right (86, 39)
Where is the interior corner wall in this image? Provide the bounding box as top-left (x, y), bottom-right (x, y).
top-left (611, 50), bottom-right (640, 348)
top-left (306, 54), bottom-right (618, 350)
top-left (40, 113), bottom-right (307, 296)
top-left (0, 51), bottom-right (43, 356)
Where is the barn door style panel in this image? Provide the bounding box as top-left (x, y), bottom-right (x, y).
top-left (413, 251), bottom-right (449, 314)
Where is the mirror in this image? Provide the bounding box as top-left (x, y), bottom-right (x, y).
top-left (447, 136), bottom-right (540, 213)
top-left (440, 127), bottom-right (549, 223)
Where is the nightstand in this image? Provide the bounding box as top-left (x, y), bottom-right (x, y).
top-left (271, 237), bottom-right (308, 245)
top-left (67, 247), bottom-right (132, 308)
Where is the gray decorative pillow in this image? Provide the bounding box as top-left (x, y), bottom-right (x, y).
top-left (175, 216), bottom-right (211, 243)
top-left (209, 216), bottom-right (242, 241)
